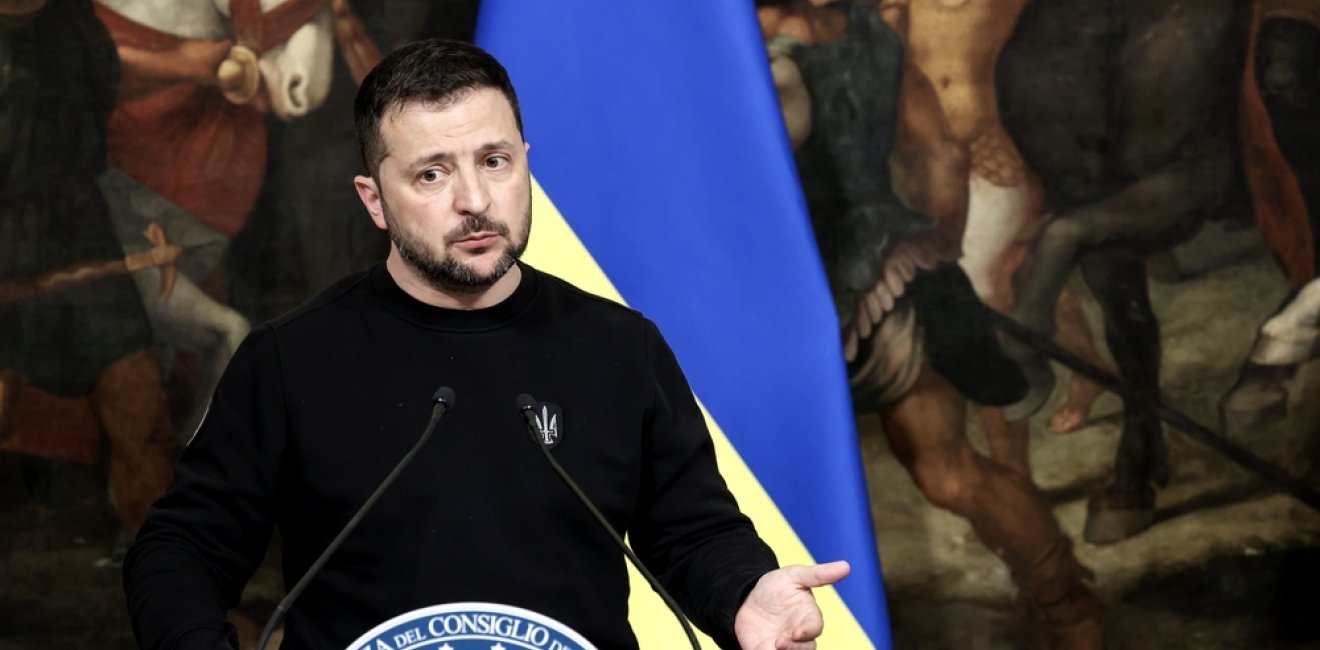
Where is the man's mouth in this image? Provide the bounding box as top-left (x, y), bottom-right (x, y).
top-left (454, 232), bottom-right (501, 250)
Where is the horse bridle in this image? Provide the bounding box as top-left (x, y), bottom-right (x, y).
top-left (218, 0), bottom-right (382, 105)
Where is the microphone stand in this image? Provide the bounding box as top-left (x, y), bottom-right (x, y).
top-left (515, 394), bottom-right (702, 650)
top-left (255, 387), bottom-right (456, 650)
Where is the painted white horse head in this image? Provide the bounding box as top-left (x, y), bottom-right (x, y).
top-left (212, 0), bottom-right (334, 119)
top-left (94, 0), bottom-right (335, 121)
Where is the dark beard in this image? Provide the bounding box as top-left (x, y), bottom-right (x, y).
top-left (387, 208), bottom-right (530, 294)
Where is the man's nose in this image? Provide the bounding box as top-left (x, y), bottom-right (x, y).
top-left (452, 169), bottom-right (493, 216)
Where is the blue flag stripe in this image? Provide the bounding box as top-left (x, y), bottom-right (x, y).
top-left (477, 3), bottom-right (890, 644)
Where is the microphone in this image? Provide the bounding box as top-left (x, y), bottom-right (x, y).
top-left (256, 386), bottom-right (457, 650)
top-left (514, 394), bottom-right (702, 650)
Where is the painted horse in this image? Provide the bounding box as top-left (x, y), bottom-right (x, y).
top-left (997, 0), bottom-right (1250, 543)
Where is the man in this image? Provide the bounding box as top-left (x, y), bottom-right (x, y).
top-left (756, 2), bottom-right (1104, 648)
top-left (123, 38), bottom-right (847, 650)
top-left (1, 0), bottom-right (175, 545)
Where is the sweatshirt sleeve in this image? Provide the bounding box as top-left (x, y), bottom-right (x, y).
top-left (629, 320), bottom-right (778, 650)
top-left (123, 326), bottom-right (288, 650)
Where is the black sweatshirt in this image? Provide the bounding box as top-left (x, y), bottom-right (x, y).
top-left (123, 263), bottom-right (777, 650)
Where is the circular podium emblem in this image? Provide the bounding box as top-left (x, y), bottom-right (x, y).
top-left (345, 602), bottom-right (599, 650)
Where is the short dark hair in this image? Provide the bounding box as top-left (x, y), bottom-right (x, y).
top-left (354, 39), bottom-right (524, 177)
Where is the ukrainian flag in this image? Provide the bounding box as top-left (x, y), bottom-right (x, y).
top-left (477, 4), bottom-right (891, 648)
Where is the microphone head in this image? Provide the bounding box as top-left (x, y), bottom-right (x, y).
top-left (433, 386), bottom-right (456, 408)
top-left (514, 393), bottom-right (537, 412)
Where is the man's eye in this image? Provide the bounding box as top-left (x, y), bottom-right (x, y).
top-left (420, 169), bottom-right (442, 182)
top-left (484, 156), bottom-right (509, 170)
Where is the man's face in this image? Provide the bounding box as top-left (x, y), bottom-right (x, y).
top-left (355, 87), bottom-right (532, 295)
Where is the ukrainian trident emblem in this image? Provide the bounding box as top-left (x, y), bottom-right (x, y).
top-left (532, 403), bottom-right (562, 449)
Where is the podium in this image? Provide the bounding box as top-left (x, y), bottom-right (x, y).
top-left (346, 602), bottom-right (599, 650)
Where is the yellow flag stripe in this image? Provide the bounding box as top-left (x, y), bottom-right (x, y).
top-left (526, 177), bottom-right (873, 649)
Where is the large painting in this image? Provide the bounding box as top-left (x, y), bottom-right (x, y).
top-left (1, 0), bottom-right (1316, 648)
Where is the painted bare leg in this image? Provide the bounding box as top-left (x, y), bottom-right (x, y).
top-left (884, 363), bottom-right (1104, 649)
top-left (979, 405), bottom-right (1031, 479)
top-left (1049, 285), bottom-right (1109, 434)
top-left (91, 350), bottom-right (175, 537)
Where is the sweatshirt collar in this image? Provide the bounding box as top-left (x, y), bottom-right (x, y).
top-left (368, 261), bottom-right (539, 332)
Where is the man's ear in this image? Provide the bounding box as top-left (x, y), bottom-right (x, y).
top-left (354, 175), bottom-right (387, 231)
